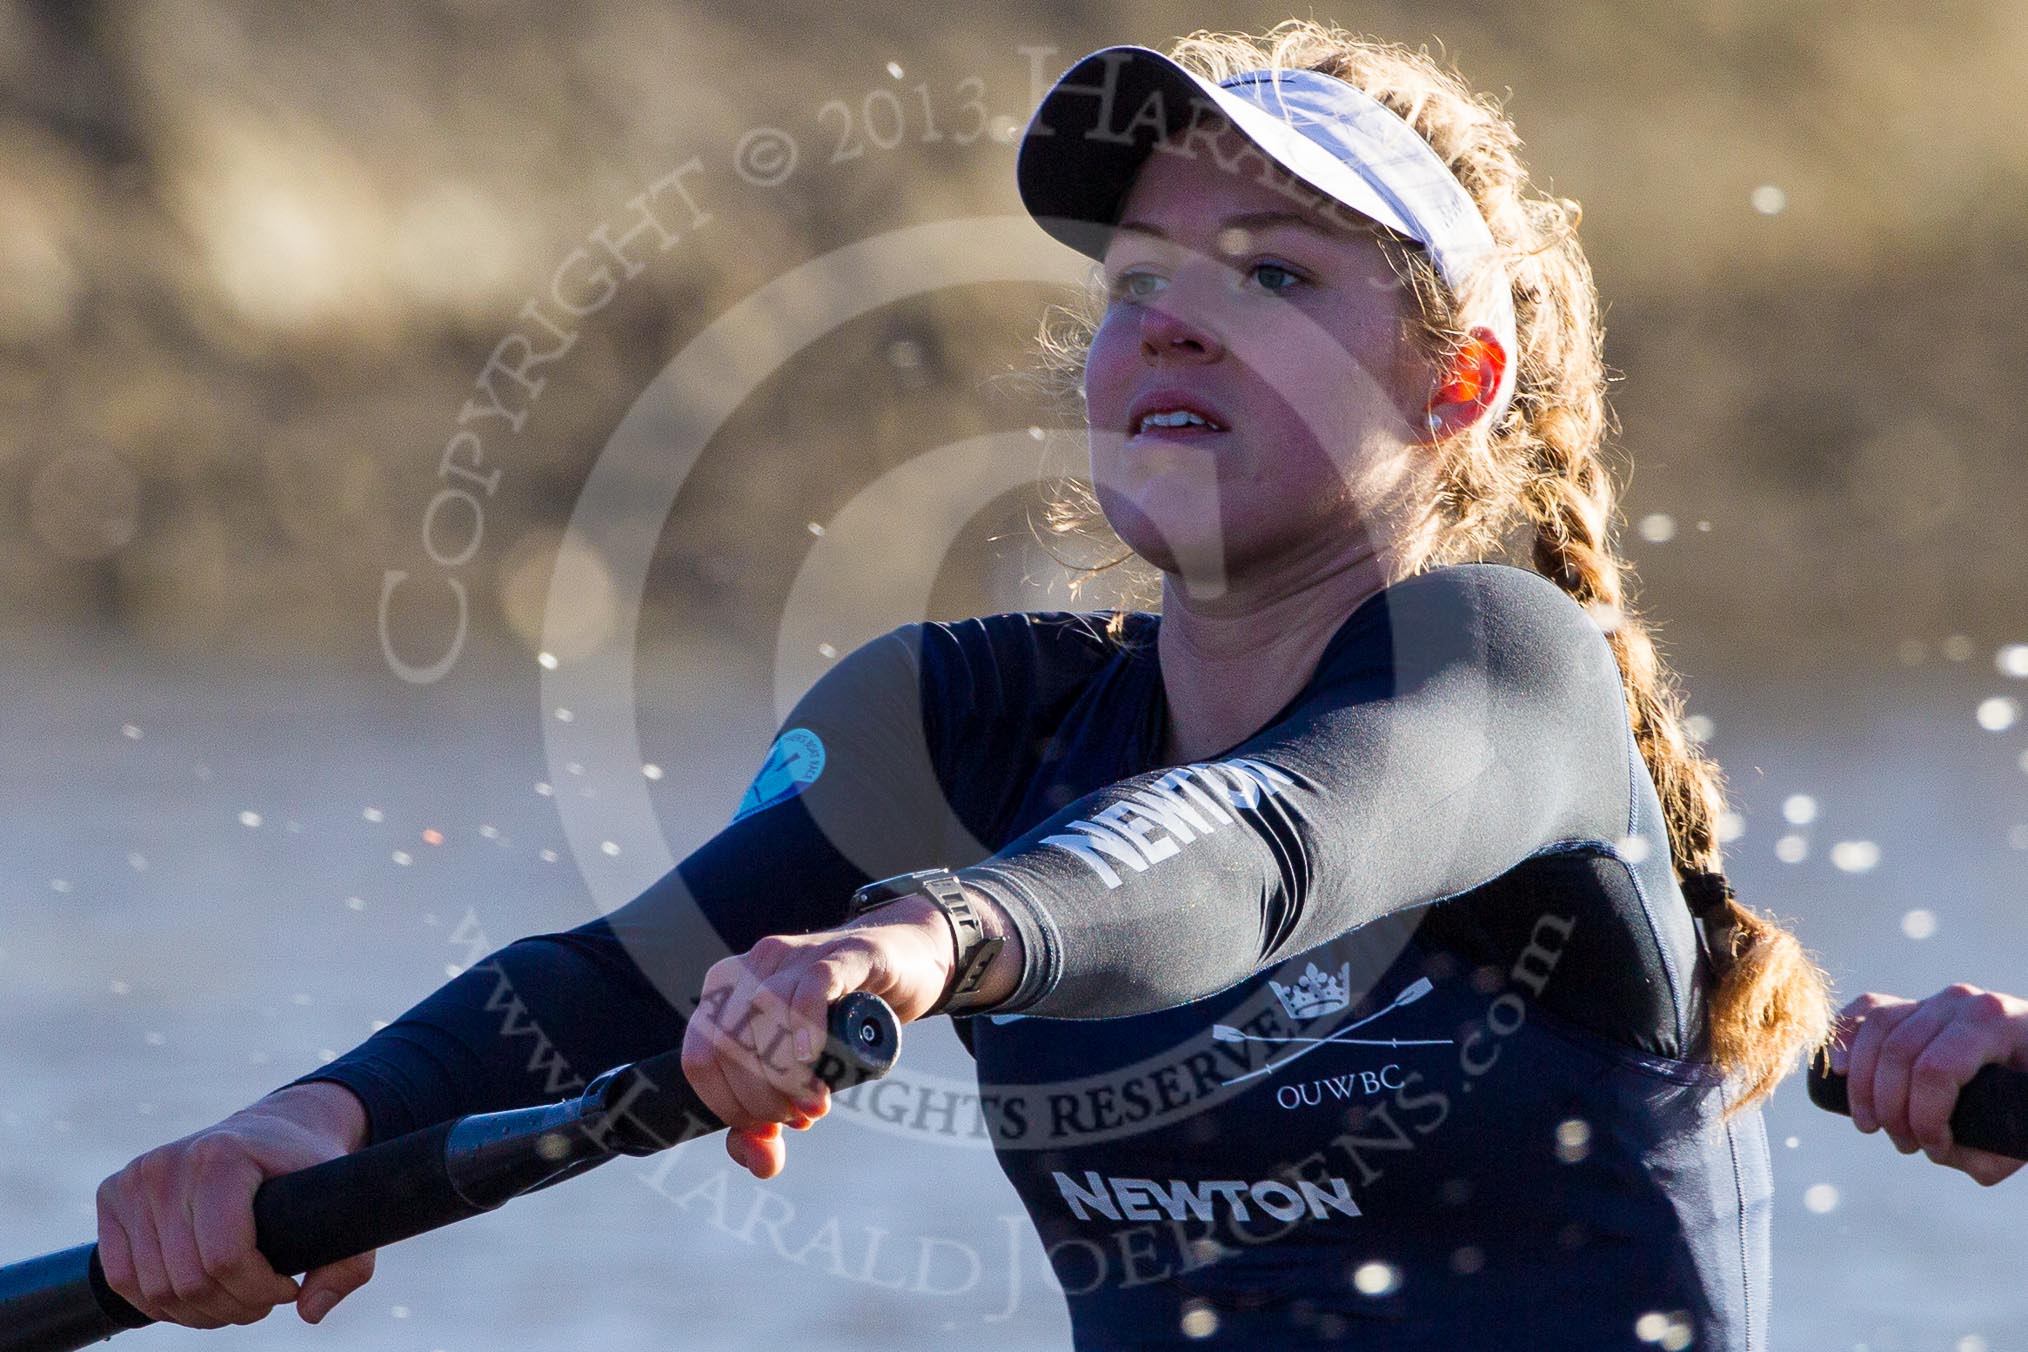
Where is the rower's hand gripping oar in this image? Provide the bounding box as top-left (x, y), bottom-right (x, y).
top-left (0, 992), bottom-right (900, 1352)
top-left (1806, 1046), bottom-right (2028, 1162)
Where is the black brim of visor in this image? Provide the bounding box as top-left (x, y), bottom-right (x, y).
top-left (1016, 47), bottom-right (1233, 263)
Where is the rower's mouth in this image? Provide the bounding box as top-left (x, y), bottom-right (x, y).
top-left (1125, 392), bottom-right (1232, 440)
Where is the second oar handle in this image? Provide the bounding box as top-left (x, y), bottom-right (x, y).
top-left (1806, 1050), bottom-right (2028, 1161)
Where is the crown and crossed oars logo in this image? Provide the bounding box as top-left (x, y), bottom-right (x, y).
top-left (1213, 968), bottom-right (1452, 1086)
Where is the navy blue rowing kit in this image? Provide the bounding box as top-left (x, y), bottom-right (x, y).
top-left (298, 562), bottom-right (1770, 1349)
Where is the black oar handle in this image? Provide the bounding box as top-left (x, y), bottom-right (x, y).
top-left (0, 993), bottom-right (900, 1352)
top-left (1806, 1049), bottom-right (2028, 1161)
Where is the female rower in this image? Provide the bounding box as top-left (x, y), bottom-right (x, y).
top-left (96, 20), bottom-right (1833, 1349)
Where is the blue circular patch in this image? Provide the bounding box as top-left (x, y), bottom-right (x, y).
top-left (732, 727), bottom-right (827, 823)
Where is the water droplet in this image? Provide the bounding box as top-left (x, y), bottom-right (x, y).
top-left (1997, 646), bottom-right (2028, 678)
top-left (1716, 810), bottom-right (1746, 843)
top-left (1976, 696), bottom-right (2018, 732)
top-left (885, 60), bottom-right (904, 79)
top-left (1683, 714), bottom-right (1714, 742)
top-left (1803, 1182), bottom-right (1839, 1213)
top-left (817, 643), bottom-right (838, 660)
top-left (291, 992), bottom-right (312, 1006)
top-left (600, 841), bottom-right (621, 857)
top-left (1751, 184), bottom-right (1787, 215)
top-left (554, 707), bottom-right (575, 723)
top-left (1555, 1117), bottom-right (1593, 1163)
top-left (1352, 1260), bottom-right (1400, 1296)
top-left (121, 724), bottom-right (142, 740)
top-left (1944, 635), bottom-right (1975, 661)
top-left (1775, 834), bottom-right (1808, 863)
top-left (539, 849), bottom-right (559, 862)
top-left (1830, 840), bottom-right (1881, 873)
top-left (239, 810), bottom-right (263, 829)
top-left (390, 1304), bottom-right (410, 1319)
top-left (109, 980), bottom-right (130, 995)
top-left (806, 521), bottom-right (826, 536)
top-left (143, 1031), bottom-right (165, 1046)
top-left (50, 878), bottom-right (71, 894)
top-left (345, 896), bottom-right (366, 911)
top-left (1785, 1136), bottom-right (1800, 1148)
top-left (1638, 513), bottom-right (1676, 543)
top-left (2010, 824), bottom-right (2028, 850)
top-left (391, 850), bottom-right (413, 866)
top-left (1179, 1299), bottom-right (1218, 1339)
top-left (537, 651), bottom-right (559, 670)
top-left (1901, 908), bottom-right (1937, 940)
top-left (1782, 794), bottom-right (1818, 825)
top-left (479, 824), bottom-right (500, 839)
top-left (363, 807), bottom-right (385, 823)
top-left (127, 853), bottom-right (147, 871)
top-left (1616, 834), bottom-right (1652, 864)
top-left (642, 763), bottom-right (664, 781)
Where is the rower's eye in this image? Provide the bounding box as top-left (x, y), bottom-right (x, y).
top-left (1250, 261), bottom-right (1303, 294)
top-left (1106, 268), bottom-right (1165, 302)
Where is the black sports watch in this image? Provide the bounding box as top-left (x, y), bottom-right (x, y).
top-left (847, 867), bottom-right (1007, 1016)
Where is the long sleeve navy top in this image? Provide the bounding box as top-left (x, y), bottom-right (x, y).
top-left (296, 563), bottom-right (1771, 1351)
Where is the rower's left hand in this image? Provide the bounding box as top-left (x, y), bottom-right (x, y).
top-left (681, 897), bottom-right (954, 1179)
top-left (1832, 986), bottom-right (2028, 1186)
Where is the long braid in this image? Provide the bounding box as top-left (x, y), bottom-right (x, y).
top-left (1524, 424), bottom-right (1830, 1113)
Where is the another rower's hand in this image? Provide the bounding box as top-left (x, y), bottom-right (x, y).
top-left (95, 1081), bottom-right (372, 1328)
top-left (1831, 985), bottom-right (2028, 1186)
top-left (683, 896), bottom-right (956, 1179)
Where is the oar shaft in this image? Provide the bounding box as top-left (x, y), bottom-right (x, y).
top-left (0, 993), bottom-right (900, 1352)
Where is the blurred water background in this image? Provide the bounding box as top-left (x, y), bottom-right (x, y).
top-left (4, 2), bottom-right (2027, 1349)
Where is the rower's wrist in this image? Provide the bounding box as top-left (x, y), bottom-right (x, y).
top-left (845, 893), bottom-right (959, 987)
top-left (253, 1080), bottom-right (370, 1153)
top-left (841, 884), bottom-right (1022, 1013)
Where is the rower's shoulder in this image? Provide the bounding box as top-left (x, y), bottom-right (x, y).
top-left (1378, 563), bottom-right (1620, 687)
top-left (907, 607), bottom-right (1148, 716)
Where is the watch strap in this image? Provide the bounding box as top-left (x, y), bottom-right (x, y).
top-left (848, 868), bottom-right (1007, 1016)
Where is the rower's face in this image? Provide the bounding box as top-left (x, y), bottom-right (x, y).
top-left (1082, 125), bottom-right (1433, 588)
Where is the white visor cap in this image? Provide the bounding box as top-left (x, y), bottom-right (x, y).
top-left (1017, 45), bottom-right (1518, 429)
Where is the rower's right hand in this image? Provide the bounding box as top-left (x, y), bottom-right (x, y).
top-left (95, 1081), bottom-right (373, 1328)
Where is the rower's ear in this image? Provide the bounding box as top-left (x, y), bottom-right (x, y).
top-left (1422, 328), bottom-right (1507, 438)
